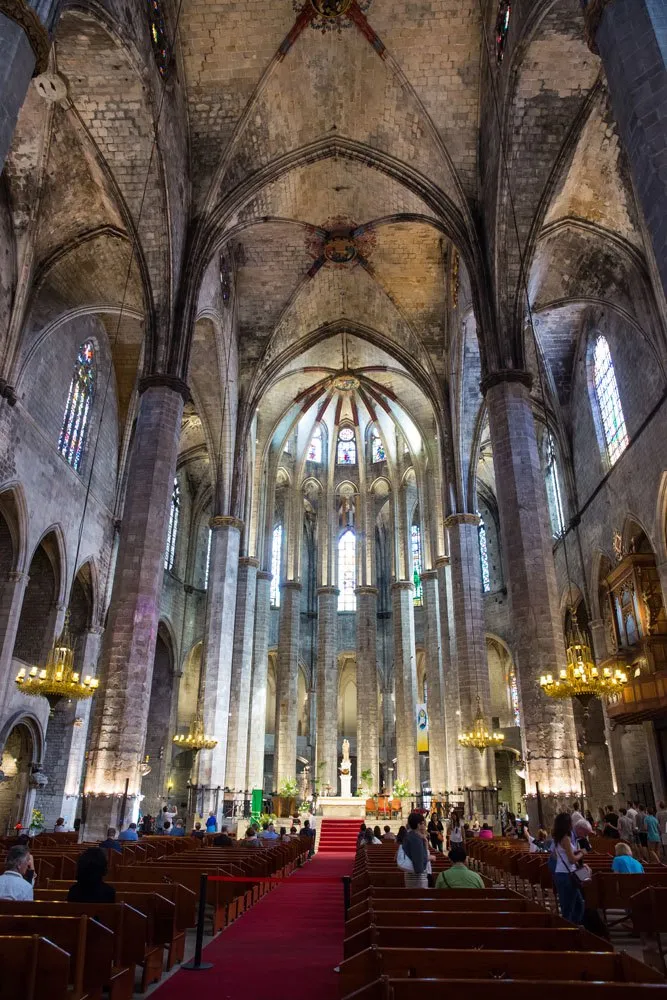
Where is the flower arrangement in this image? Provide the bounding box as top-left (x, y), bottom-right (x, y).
top-left (278, 777), bottom-right (299, 797)
top-left (392, 779), bottom-right (409, 798)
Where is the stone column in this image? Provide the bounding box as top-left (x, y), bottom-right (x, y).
top-left (482, 371), bottom-right (580, 825)
top-left (274, 580), bottom-right (301, 786)
top-left (196, 516), bottom-right (242, 804)
top-left (316, 586), bottom-right (338, 794)
top-left (437, 557), bottom-right (461, 794)
top-left (246, 570), bottom-right (272, 791)
top-left (224, 556), bottom-right (258, 793)
top-left (391, 581), bottom-right (419, 795)
top-left (356, 585), bottom-right (379, 794)
top-left (0, 569), bottom-right (29, 704)
top-left (584, 0), bottom-right (667, 302)
top-left (0, 2), bottom-right (51, 172)
top-left (446, 515), bottom-right (495, 791)
top-left (421, 570), bottom-right (448, 797)
top-left (84, 378), bottom-right (186, 837)
top-left (590, 616), bottom-right (624, 805)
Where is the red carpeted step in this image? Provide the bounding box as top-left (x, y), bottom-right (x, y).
top-left (317, 819), bottom-right (363, 854)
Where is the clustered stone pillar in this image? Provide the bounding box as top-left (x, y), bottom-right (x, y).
top-left (391, 580), bottom-right (419, 795)
top-left (482, 371), bottom-right (581, 825)
top-left (0, 569), bottom-right (29, 705)
top-left (356, 585), bottom-right (379, 794)
top-left (446, 514), bottom-right (495, 791)
top-left (421, 570), bottom-right (448, 797)
top-left (224, 556), bottom-right (258, 792)
top-left (0, 2), bottom-right (51, 172)
top-left (436, 556), bottom-right (460, 793)
top-left (584, 0), bottom-right (667, 302)
top-left (316, 586), bottom-right (338, 794)
top-left (197, 515), bottom-right (242, 807)
top-left (274, 580), bottom-right (301, 786)
top-left (246, 570), bottom-right (272, 791)
top-left (84, 378), bottom-right (186, 837)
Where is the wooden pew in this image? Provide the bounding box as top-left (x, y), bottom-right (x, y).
top-left (583, 873), bottom-right (667, 928)
top-left (344, 977), bottom-right (667, 1000)
top-left (0, 913), bottom-right (114, 1000)
top-left (340, 946), bottom-right (666, 995)
top-left (345, 907), bottom-right (568, 939)
top-left (0, 934), bottom-right (70, 1000)
top-left (0, 901), bottom-right (146, 998)
top-left (114, 863), bottom-right (240, 932)
top-left (631, 886), bottom-right (667, 973)
top-left (347, 888), bottom-right (524, 919)
top-left (344, 924), bottom-right (611, 960)
top-left (347, 896), bottom-right (542, 920)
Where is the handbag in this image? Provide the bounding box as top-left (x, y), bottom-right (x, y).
top-left (396, 845), bottom-right (414, 873)
top-left (571, 863), bottom-right (592, 885)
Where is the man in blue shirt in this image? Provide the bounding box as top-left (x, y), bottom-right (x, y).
top-left (118, 823), bottom-right (139, 842)
top-left (259, 822), bottom-right (280, 842)
top-left (171, 820), bottom-right (186, 837)
top-left (99, 827), bottom-right (122, 853)
top-left (611, 842), bottom-right (644, 873)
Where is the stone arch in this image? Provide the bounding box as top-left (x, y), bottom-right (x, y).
top-left (0, 719), bottom-right (38, 833)
top-left (13, 529), bottom-right (64, 669)
top-left (0, 483), bottom-right (28, 573)
top-left (141, 621), bottom-right (177, 816)
top-left (485, 634), bottom-right (518, 730)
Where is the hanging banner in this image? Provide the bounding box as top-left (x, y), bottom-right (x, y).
top-left (416, 703), bottom-right (429, 752)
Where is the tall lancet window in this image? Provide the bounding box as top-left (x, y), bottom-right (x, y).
top-left (593, 335), bottom-right (628, 466)
top-left (165, 479), bottom-right (179, 571)
top-left (270, 524), bottom-right (282, 608)
top-left (337, 426), bottom-right (356, 465)
top-left (59, 340), bottom-right (95, 471)
top-left (479, 516), bottom-right (491, 593)
top-left (338, 529), bottom-right (356, 611)
top-left (545, 433), bottom-right (565, 538)
top-left (371, 427), bottom-right (386, 463)
top-left (411, 523), bottom-right (423, 606)
top-left (204, 528), bottom-right (212, 588)
top-left (307, 425), bottom-right (322, 463)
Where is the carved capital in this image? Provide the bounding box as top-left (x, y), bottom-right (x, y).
top-left (8, 569), bottom-right (29, 585)
top-left (317, 586), bottom-right (340, 597)
top-left (281, 580), bottom-right (302, 592)
top-left (391, 580), bottom-right (414, 592)
top-left (354, 585), bottom-right (378, 597)
top-left (434, 556), bottom-right (450, 568)
top-left (0, 0), bottom-right (50, 74)
top-left (480, 369), bottom-right (533, 396)
top-left (582, 0), bottom-right (613, 54)
top-left (209, 515), bottom-right (244, 532)
top-left (138, 373), bottom-right (191, 403)
top-left (420, 570), bottom-right (438, 582)
top-left (257, 570), bottom-right (273, 582)
top-left (444, 512), bottom-right (481, 528)
top-left (238, 556), bottom-right (260, 569)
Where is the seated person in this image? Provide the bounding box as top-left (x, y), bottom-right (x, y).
top-left (382, 825), bottom-right (396, 841)
top-left (244, 827), bottom-right (262, 848)
top-left (68, 847), bottom-right (116, 904)
top-left (0, 846), bottom-right (35, 900)
top-left (299, 819), bottom-right (315, 838)
top-left (280, 826), bottom-right (291, 843)
top-left (213, 826), bottom-right (233, 847)
top-left (289, 826), bottom-right (299, 838)
top-left (435, 845), bottom-right (485, 889)
top-left (54, 817), bottom-right (68, 833)
top-left (260, 822), bottom-right (280, 841)
top-left (478, 823), bottom-right (493, 840)
top-left (99, 827), bottom-right (122, 854)
top-left (363, 827), bottom-right (382, 845)
top-left (118, 822), bottom-right (139, 842)
top-left (611, 841), bottom-right (644, 873)
top-left (171, 820), bottom-right (186, 837)
top-left (163, 821), bottom-right (171, 833)
top-left (191, 822), bottom-right (205, 839)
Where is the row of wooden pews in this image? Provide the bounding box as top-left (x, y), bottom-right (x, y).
top-left (0, 832), bottom-right (310, 999)
top-left (340, 843), bottom-right (667, 999)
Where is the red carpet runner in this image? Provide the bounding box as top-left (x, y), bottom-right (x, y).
top-left (150, 853), bottom-right (353, 1000)
top-left (318, 818), bottom-right (362, 853)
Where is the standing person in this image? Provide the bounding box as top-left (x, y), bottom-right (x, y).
top-left (602, 805), bottom-right (619, 839)
top-left (163, 804), bottom-right (177, 829)
top-left (645, 807), bottom-right (662, 861)
top-left (140, 814), bottom-right (154, 835)
top-left (656, 801), bottom-right (667, 858)
top-left (551, 812), bottom-right (585, 924)
top-left (400, 812), bottom-right (429, 888)
top-left (205, 811), bottom-right (218, 834)
top-left (570, 801), bottom-right (585, 830)
top-left (427, 812), bottom-right (444, 852)
top-left (636, 804), bottom-right (649, 861)
top-left (0, 846), bottom-right (35, 900)
top-left (617, 808), bottom-right (634, 844)
top-left (68, 848), bottom-right (115, 903)
top-left (449, 810), bottom-right (464, 849)
top-left (626, 801), bottom-right (639, 829)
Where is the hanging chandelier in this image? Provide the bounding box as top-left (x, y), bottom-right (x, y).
top-left (458, 697), bottom-right (505, 753)
top-left (15, 614), bottom-right (99, 710)
top-left (172, 712), bottom-right (217, 752)
top-left (540, 609), bottom-right (627, 707)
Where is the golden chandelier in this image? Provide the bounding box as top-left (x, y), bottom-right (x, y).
top-left (540, 610), bottom-right (627, 704)
top-left (173, 712), bottom-right (217, 752)
top-left (458, 697), bottom-right (505, 753)
top-left (15, 614), bottom-right (99, 709)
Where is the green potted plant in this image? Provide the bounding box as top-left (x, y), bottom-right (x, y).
top-left (29, 808), bottom-right (45, 836)
top-left (274, 777), bottom-right (299, 818)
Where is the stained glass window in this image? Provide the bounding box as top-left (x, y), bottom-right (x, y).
top-left (147, 0), bottom-right (170, 78)
top-left (509, 667), bottom-right (520, 726)
top-left (545, 434), bottom-right (565, 538)
top-left (479, 517), bottom-right (491, 593)
top-left (371, 428), bottom-right (386, 463)
top-left (59, 340), bottom-right (95, 472)
top-left (270, 524), bottom-right (282, 607)
top-left (307, 425), bottom-right (322, 463)
top-left (593, 335), bottom-right (628, 466)
top-left (204, 528), bottom-right (212, 588)
top-left (496, 1), bottom-right (511, 64)
top-left (338, 529), bottom-right (356, 611)
top-left (165, 479), bottom-right (179, 571)
top-left (411, 523), bottom-right (423, 606)
top-left (337, 426), bottom-right (356, 465)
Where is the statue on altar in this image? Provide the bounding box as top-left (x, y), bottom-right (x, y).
top-left (339, 738), bottom-right (352, 798)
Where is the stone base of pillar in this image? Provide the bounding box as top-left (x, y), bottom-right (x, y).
top-left (525, 792), bottom-right (578, 834)
top-left (81, 793), bottom-right (142, 842)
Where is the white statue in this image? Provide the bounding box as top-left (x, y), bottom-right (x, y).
top-left (339, 739), bottom-right (352, 798)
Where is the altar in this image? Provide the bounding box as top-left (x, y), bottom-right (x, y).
top-left (318, 739), bottom-right (366, 818)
